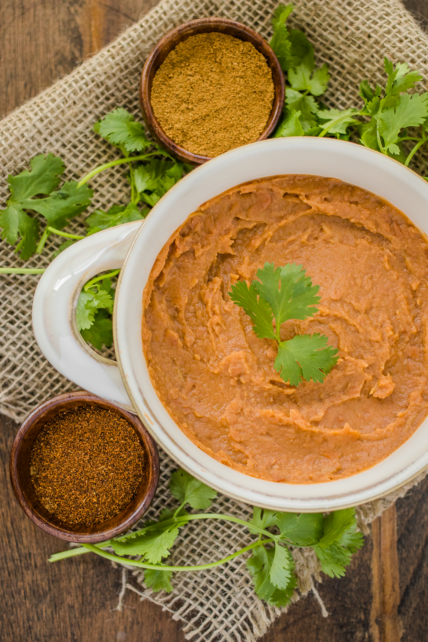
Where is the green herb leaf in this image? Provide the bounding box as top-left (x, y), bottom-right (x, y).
top-left (248, 507), bottom-right (277, 534)
top-left (288, 55), bottom-right (330, 97)
top-left (76, 289), bottom-right (114, 331)
top-left (384, 57), bottom-right (422, 97)
top-left (94, 108), bottom-right (151, 153)
top-left (25, 181), bottom-right (93, 229)
top-left (144, 568), bottom-right (174, 593)
top-left (318, 108), bottom-right (360, 135)
top-left (285, 89), bottom-right (319, 131)
top-left (0, 203), bottom-right (39, 260)
top-left (80, 309), bottom-right (113, 350)
top-left (112, 526), bottom-right (179, 563)
top-left (276, 512), bottom-right (324, 546)
top-left (229, 281), bottom-right (276, 340)
top-left (317, 508), bottom-right (357, 548)
top-left (253, 263), bottom-right (320, 329)
top-left (269, 544), bottom-right (295, 590)
top-left (247, 546), bottom-right (297, 605)
top-left (136, 160), bottom-right (186, 206)
top-left (271, 3), bottom-right (294, 30)
top-left (313, 541), bottom-right (353, 578)
top-left (7, 153), bottom-right (65, 199)
top-left (169, 469), bottom-right (217, 510)
top-left (377, 92), bottom-right (428, 154)
top-left (313, 508), bottom-right (363, 578)
top-left (0, 154), bottom-right (91, 259)
top-left (275, 333), bottom-right (338, 385)
top-left (274, 109), bottom-right (304, 137)
top-left (86, 203), bottom-right (146, 235)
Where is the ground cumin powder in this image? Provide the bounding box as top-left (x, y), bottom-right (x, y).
top-left (30, 406), bottom-right (144, 527)
top-left (151, 32), bottom-right (275, 157)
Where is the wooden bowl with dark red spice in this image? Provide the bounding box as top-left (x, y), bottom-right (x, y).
top-left (140, 17), bottom-right (285, 165)
top-left (9, 392), bottom-right (159, 543)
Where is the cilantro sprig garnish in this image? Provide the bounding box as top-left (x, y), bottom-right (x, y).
top-left (230, 263), bottom-right (338, 386)
top-left (49, 468), bottom-right (364, 605)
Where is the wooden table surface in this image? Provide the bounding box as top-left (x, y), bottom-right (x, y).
top-left (2, 1), bottom-right (428, 640)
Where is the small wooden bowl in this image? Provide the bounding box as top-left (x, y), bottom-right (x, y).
top-left (9, 392), bottom-right (159, 543)
top-left (140, 17), bottom-right (285, 165)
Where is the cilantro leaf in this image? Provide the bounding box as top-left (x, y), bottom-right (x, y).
top-left (0, 203), bottom-right (39, 260)
top-left (270, 24), bottom-right (292, 72)
top-left (7, 153), bottom-right (64, 199)
top-left (144, 569), bottom-right (174, 593)
top-left (229, 281), bottom-right (276, 340)
top-left (169, 469), bottom-right (217, 510)
top-left (253, 263), bottom-right (320, 329)
top-left (274, 109), bottom-right (304, 137)
top-left (0, 154), bottom-right (91, 259)
top-left (313, 508), bottom-right (364, 578)
top-left (76, 289), bottom-right (114, 331)
top-left (269, 544), bottom-right (295, 590)
top-left (25, 181), bottom-right (93, 229)
top-left (384, 57), bottom-right (422, 97)
top-left (288, 55), bottom-right (330, 97)
top-left (317, 508), bottom-right (357, 548)
top-left (275, 333), bottom-right (338, 385)
top-left (270, 4), bottom-right (313, 72)
top-left (94, 108), bottom-right (151, 153)
top-left (276, 512), bottom-right (324, 546)
top-left (136, 160), bottom-right (186, 206)
top-left (248, 507), bottom-right (277, 534)
top-left (313, 541), bottom-right (352, 578)
top-left (86, 203), bottom-right (146, 235)
top-left (317, 108), bottom-right (360, 135)
top-left (247, 546), bottom-right (296, 605)
top-left (271, 3), bottom-right (294, 29)
top-left (80, 309), bottom-right (113, 350)
top-left (112, 526), bottom-right (179, 563)
top-left (285, 89), bottom-right (319, 131)
top-left (377, 92), bottom-right (428, 154)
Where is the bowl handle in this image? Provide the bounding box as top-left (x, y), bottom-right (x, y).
top-left (32, 221), bottom-right (143, 411)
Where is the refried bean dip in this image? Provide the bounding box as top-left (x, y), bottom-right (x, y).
top-left (142, 175), bottom-right (428, 483)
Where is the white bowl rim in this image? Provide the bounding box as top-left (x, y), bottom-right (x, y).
top-left (114, 137), bottom-right (428, 511)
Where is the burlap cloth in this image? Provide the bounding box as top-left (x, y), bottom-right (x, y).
top-left (2, 0), bottom-right (428, 639)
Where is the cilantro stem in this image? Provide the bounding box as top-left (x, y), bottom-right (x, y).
top-left (77, 152), bottom-right (166, 187)
top-left (376, 128), bottom-right (386, 154)
top-left (47, 227), bottom-right (85, 240)
top-left (49, 512), bottom-right (276, 562)
top-left (0, 268), bottom-right (45, 274)
top-left (36, 226), bottom-right (85, 254)
top-left (78, 538), bottom-right (274, 572)
top-left (84, 269), bottom-right (120, 291)
top-left (405, 134), bottom-right (427, 167)
top-left (318, 113), bottom-right (358, 138)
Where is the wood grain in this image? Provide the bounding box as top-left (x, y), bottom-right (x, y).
top-left (2, 0), bottom-right (428, 640)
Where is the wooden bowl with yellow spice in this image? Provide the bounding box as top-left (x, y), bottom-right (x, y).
top-left (10, 392), bottom-right (159, 543)
top-left (140, 18), bottom-right (285, 164)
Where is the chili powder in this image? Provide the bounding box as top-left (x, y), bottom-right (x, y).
top-left (30, 406), bottom-right (144, 527)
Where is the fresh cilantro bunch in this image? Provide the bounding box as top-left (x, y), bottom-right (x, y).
top-left (0, 108), bottom-right (188, 351)
top-left (49, 468), bottom-right (363, 605)
top-left (271, 4), bottom-right (428, 169)
top-left (230, 263), bottom-right (338, 386)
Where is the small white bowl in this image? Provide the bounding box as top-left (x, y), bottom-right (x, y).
top-left (33, 137), bottom-right (428, 511)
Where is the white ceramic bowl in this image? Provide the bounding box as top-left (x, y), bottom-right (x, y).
top-left (33, 137), bottom-right (428, 511)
